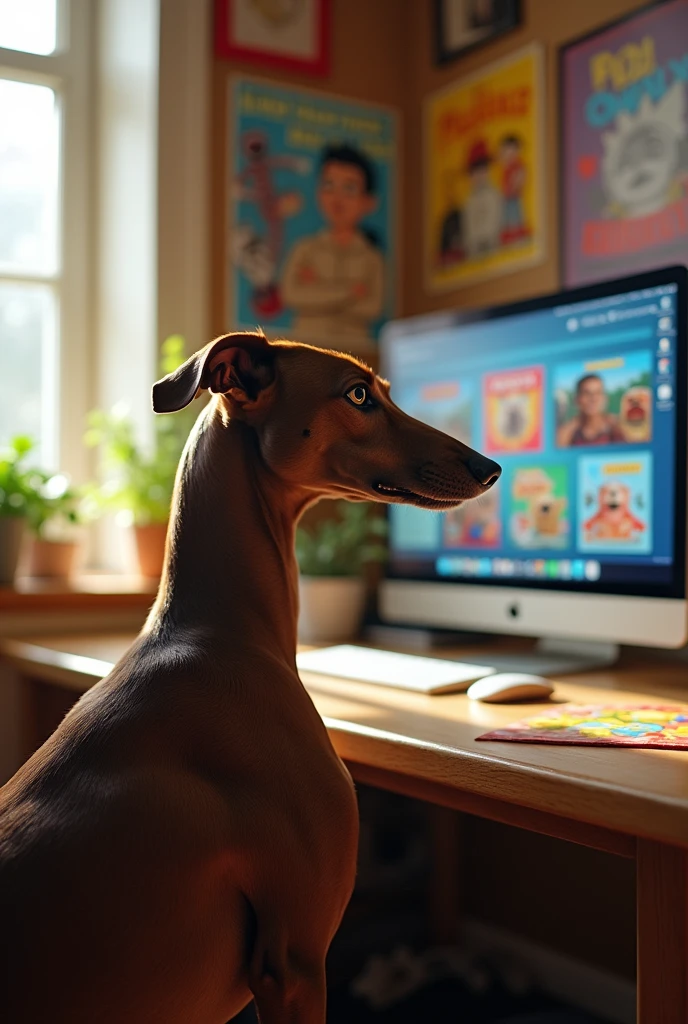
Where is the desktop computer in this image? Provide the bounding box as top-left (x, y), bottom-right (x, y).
top-left (378, 265), bottom-right (687, 672)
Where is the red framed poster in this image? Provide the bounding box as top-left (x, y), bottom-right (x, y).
top-left (215, 0), bottom-right (331, 77)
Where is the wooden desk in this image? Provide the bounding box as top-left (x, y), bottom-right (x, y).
top-left (3, 633), bottom-right (688, 1022)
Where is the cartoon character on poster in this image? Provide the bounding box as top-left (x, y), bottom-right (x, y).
top-left (230, 78), bottom-right (397, 354)
top-left (232, 130), bottom-right (310, 315)
top-left (280, 144), bottom-right (384, 347)
top-left (578, 452), bottom-right (652, 553)
top-left (562, 0), bottom-right (688, 286)
top-left (426, 43), bottom-right (544, 288)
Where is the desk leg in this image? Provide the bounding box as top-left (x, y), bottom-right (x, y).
top-left (636, 839), bottom-right (688, 1023)
top-left (427, 805), bottom-right (461, 944)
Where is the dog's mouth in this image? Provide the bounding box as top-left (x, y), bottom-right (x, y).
top-left (373, 482), bottom-right (464, 510)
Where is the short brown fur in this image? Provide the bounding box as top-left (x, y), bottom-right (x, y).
top-left (0, 333), bottom-right (499, 1023)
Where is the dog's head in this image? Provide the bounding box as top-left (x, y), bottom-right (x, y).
top-left (531, 494), bottom-right (566, 535)
top-left (599, 481), bottom-right (630, 514)
top-left (620, 386), bottom-right (651, 437)
top-left (152, 332), bottom-right (500, 510)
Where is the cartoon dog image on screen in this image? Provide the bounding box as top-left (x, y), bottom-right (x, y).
top-left (510, 466), bottom-right (569, 549)
top-left (578, 453), bottom-right (652, 553)
top-left (619, 386), bottom-right (652, 443)
top-left (484, 366), bottom-right (543, 454)
top-left (583, 481), bottom-right (645, 542)
top-left (531, 494), bottom-right (567, 537)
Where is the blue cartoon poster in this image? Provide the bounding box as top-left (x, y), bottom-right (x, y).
top-left (561, 0), bottom-right (688, 286)
top-left (229, 76), bottom-right (398, 355)
top-left (578, 451), bottom-right (652, 554)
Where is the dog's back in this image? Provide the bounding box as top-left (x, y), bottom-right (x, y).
top-left (0, 633), bottom-right (356, 1023)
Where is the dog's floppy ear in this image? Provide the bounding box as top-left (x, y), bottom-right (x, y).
top-left (152, 331), bottom-right (275, 416)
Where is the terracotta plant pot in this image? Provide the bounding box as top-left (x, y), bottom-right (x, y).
top-left (298, 575), bottom-right (367, 644)
top-left (27, 538), bottom-right (78, 579)
top-left (0, 516), bottom-right (26, 585)
top-left (133, 522), bottom-right (168, 579)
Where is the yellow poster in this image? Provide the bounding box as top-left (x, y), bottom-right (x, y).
top-left (425, 43), bottom-right (545, 290)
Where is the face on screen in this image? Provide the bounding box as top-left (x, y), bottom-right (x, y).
top-left (386, 281), bottom-right (680, 592)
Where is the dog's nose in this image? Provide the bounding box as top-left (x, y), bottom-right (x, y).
top-left (467, 453), bottom-right (502, 489)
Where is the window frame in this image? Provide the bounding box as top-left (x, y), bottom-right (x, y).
top-left (0, 0), bottom-right (92, 480)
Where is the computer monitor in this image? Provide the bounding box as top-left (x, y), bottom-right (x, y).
top-left (379, 266), bottom-right (687, 661)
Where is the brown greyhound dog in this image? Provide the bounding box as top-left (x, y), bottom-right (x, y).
top-left (0, 332), bottom-right (500, 1024)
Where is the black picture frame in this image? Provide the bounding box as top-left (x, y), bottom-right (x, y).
top-left (434, 0), bottom-right (521, 65)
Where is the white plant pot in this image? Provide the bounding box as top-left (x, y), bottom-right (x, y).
top-left (298, 575), bottom-right (367, 645)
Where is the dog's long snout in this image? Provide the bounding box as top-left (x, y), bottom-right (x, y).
top-left (466, 453), bottom-right (502, 489)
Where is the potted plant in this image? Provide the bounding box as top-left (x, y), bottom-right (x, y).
top-left (85, 336), bottom-right (196, 578)
top-left (295, 501), bottom-right (387, 644)
top-left (0, 436), bottom-right (34, 585)
top-left (25, 472), bottom-right (84, 579)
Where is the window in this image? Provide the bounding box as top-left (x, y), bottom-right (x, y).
top-left (0, 0), bottom-right (58, 56)
top-left (0, 0), bottom-right (90, 474)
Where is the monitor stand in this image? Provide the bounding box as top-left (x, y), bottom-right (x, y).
top-left (474, 638), bottom-right (620, 677)
top-left (364, 624), bottom-right (619, 676)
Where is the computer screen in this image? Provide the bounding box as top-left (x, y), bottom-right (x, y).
top-left (382, 267), bottom-right (687, 601)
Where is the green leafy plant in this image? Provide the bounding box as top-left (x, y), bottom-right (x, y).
top-left (0, 436), bottom-right (38, 518)
top-left (295, 502), bottom-right (387, 577)
top-left (26, 473), bottom-right (83, 539)
top-left (0, 436), bottom-right (82, 538)
top-left (84, 335), bottom-right (196, 526)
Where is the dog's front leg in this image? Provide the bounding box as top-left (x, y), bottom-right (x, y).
top-left (251, 962), bottom-right (326, 1024)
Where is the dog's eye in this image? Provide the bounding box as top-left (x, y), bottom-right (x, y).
top-left (346, 385), bottom-right (369, 407)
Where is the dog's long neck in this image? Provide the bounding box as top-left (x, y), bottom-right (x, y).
top-left (145, 401), bottom-right (304, 664)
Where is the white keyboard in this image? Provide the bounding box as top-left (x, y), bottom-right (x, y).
top-left (296, 645), bottom-right (496, 695)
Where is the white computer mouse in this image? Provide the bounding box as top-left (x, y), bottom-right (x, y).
top-left (466, 672), bottom-right (555, 703)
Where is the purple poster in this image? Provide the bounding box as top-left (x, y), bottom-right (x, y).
top-left (561, 0), bottom-right (688, 287)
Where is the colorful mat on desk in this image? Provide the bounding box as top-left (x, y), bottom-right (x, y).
top-left (477, 704), bottom-right (688, 749)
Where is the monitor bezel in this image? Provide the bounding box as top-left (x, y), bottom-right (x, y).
top-left (380, 265), bottom-right (688, 601)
